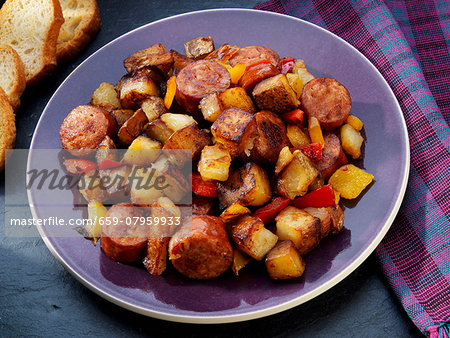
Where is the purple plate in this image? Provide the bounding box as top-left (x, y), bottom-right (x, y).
top-left (28, 9), bottom-right (409, 323)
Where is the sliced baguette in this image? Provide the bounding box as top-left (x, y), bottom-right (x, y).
top-left (57, 0), bottom-right (101, 62)
top-left (0, 0), bottom-right (64, 85)
top-left (0, 44), bottom-right (26, 110)
top-left (0, 86), bottom-right (16, 171)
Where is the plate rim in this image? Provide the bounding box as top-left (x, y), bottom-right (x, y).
top-left (27, 8), bottom-right (410, 324)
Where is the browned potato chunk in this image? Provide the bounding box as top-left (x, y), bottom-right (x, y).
top-left (277, 151), bottom-right (319, 199)
top-left (219, 203), bottom-right (251, 224)
top-left (141, 96), bottom-right (169, 122)
top-left (95, 136), bottom-right (117, 166)
top-left (98, 166), bottom-right (132, 202)
top-left (230, 215), bottom-right (278, 260)
top-left (218, 162), bottom-right (271, 208)
top-left (78, 171), bottom-right (109, 203)
top-left (118, 109), bottom-right (149, 146)
top-left (200, 93), bottom-right (223, 122)
top-left (91, 82), bottom-right (121, 111)
top-left (232, 249), bottom-right (252, 276)
top-left (143, 237), bottom-right (169, 276)
top-left (275, 206), bottom-right (320, 255)
top-left (111, 109), bottom-right (134, 128)
top-left (130, 167), bottom-right (165, 205)
top-left (198, 145), bottom-right (232, 181)
top-left (170, 49), bottom-right (194, 69)
top-left (122, 136), bottom-right (162, 166)
top-left (292, 59), bottom-right (315, 85)
top-left (211, 107), bottom-right (257, 158)
top-left (150, 157), bottom-right (190, 203)
top-left (252, 74), bottom-right (299, 114)
top-left (286, 73), bottom-right (303, 100)
top-left (145, 119), bottom-right (173, 144)
top-left (265, 240), bottom-right (306, 280)
top-left (119, 76), bottom-right (161, 109)
top-left (340, 123), bottom-right (364, 159)
top-left (184, 36), bottom-right (215, 59)
top-left (247, 110), bottom-right (289, 164)
top-left (286, 124), bottom-right (310, 148)
top-left (163, 123), bottom-right (212, 164)
top-left (124, 43), bottom-right (172, 74)
top-left (151, 196), bottom-right (182, 236)
top-left (160, 113), bottom-right (197, 133)
top-left (219, 87), bottom-right (256, 114)
top-left (275, 146), bottom-right (294, 175)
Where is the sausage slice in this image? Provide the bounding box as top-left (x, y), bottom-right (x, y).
top-left (315, 133), bottom-right (348, 180)
top-left (175, 60), bottom-right (230, 114)
top-left (60, 105), bottom-right (118, 151)
top-left (101, 204), bottom-right (149, 263)
top-left (301, 77), bottom-right (351, 130)
top-left (169, 215), bottom-right (233, 279)
top-left (228, 45), bottom-right (280, 68)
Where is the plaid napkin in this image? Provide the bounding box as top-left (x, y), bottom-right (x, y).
top-left (254, 0), bottom-right (450, 336)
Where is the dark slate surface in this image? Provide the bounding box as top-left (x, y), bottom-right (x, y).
top-left (0, 1), bottom-right (423, 336)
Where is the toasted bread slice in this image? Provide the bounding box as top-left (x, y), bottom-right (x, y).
top-left (57, 0), bottom-right (101, 62)
top-left (0, 86), bottom-right (16, 171)
top-left (0, 44), bottom-right (26, 110)
top-left (0, 0), bottom-right (64, 85)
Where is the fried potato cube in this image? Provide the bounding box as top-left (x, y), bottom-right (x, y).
top-left (198, 145), bottom-right (232, 182)
top-left (346, 115), bottom-right (363, 131)
top-left (211, 107), bottom-right (257, 158)
top-left (275, 146), bottom-right (294, 175)
top-left (150, 157), bottom-right (190, 203)
top-left (170, 49), bottom-right (194, 69)
top-left (232, 249), bottom-right (252, 276)
top-left (219, 203), bottom-right (251, 224)
top-left (118, 108), bottom-right (149, 146)
top-left (124, 43), bottom-right (167, 73)
top-left (152, 196), bottom-right (182, 219)
top-left (78, 171), bottom-right (109, 203)
top-left (219, 87), bottom-right (256, 114)
top-left (85, 200), bottom-right (107, 244)
top-left (328, 164), bottom-right (374, 199)
top-left (200, 93), bottom-right (223, 122)
top-left (130, 167), bottom-right (165, 204)
top-left (98, 166), bottom-right (132, 202)
top-left (123, 136), bottom-right (162, 166)
top-left (145, 119), bottom-right (173, 144)
top-left (151, 196), bottom-right (182, 237)
top-left (292, 59), bottom-right (315, 85)
top-left (163, 123), bottom-right (212, 164)
top-left (275, 206), bottom-right (321, 254)
top-left (230, 215), bottom-right (278, 260)
top-left (143, 237), bottom-right (170, 276)
top-left (218, 162), bottom-right (271, 208)
top-left (119, 76), bottom-right (161, 109)
top-left (265, 240), bottom-right (306, 280)
top-left (111, 109), bottom-right (134, 128)
top-left (91, 82), bottom-right (121, 111)
top-left (252, 74), bottom-right (299, 114)
top-left (304, 205), bottom-right (344, 238)
top-left (184, 36), bottom-right (215, 59)
top-left (340, 123), bottom-right (364, 159)
top-left (95, 136), bottom-right (117, 166)
top-left (277, 151), bottom-right (319, 199)
top-left (160, 113), bottom-right (197, 132)
top-left (286, 124), bottom-right (310, 148)
top-left (286, 73), bottom-right (303, 100)
top-left (141, 96), bottom-right (169, 122)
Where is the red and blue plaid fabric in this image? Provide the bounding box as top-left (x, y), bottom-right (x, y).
top-left (254, 0), bottom-right (450, 336)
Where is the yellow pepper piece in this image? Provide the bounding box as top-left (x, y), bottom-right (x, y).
top-left (308, 116), bottom-right (325, 148)
top-left (164, 76), bottom-right (177, 109)
top-left (329, 164), bottom-right (374, 199)
top-left (333, 188), bottom-right (341, 204)
top-left (346, 115), bottom-right (364, 131)
top-left (228, 63), bottom-right (246, 85)
top-left (86, 200), bottom-right (107, 245)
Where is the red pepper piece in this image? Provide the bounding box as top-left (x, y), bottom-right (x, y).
top-left (282, 109), bottom-right (304, 126)
top-left (63, 159), bottom-right (96, 174)
top-left (291, 143), bottom-right (322, 162)
top-left (191, 173), bottom-right (218, 198)
top-left (292, 185), bottom-right (335, 209)
top-left (98, 159), bottom-right (125, 170)
top-left (254, 197), bottom-right (291, 224)
top-left (245, 59), bottom-right (272, 70)
top-left (279, 56), bottom-right (295, 74)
